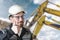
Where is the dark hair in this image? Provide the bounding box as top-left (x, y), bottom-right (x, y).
top-left (9, 15), bottom-right (13, 19)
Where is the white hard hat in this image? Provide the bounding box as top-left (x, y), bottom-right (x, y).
top-left (9, 5), bottom-right (25, 15)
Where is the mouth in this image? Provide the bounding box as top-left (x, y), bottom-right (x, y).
top-left (18, 22), bottom-right (23, 24)
top-left (16, 22), bottom-right (23, 26)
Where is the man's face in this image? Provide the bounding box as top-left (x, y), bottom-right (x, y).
top-left (10, 12), bottom-right (24, 27)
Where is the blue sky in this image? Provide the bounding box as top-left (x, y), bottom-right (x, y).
top-left (0, 0), bottom-right (60, 40)
top-left (0, 0), bottom-right (38, 19)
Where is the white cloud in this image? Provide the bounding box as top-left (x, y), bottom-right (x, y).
top-left (49, 0), bottom-right (60, 6)
top-left (33, 0), bottom-right (60, 6)
top-left (36, 25), bottom-right (60, 40)
top-left (47, 3), bottom-right (60, 10)
top-left (33, 0), bottom-right (46, 4)
top-left (0, 17), bottom-right (11, 23)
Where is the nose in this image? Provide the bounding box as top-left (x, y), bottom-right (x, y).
top-left (19, 17), bottom-right (24, 21)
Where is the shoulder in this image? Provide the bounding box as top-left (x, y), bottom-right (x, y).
top-left (22, 27), bottom-right (33, 37)
top-left (0, 25), bottom-right (12, 37)
top-left (22, 27), bottom-right (33, 40)
top-left (22, 27), bottom-right (32, 34)
top-left (0, 28), bottom-right (7, 39)
top-left (0, 26), bottom-right (13, 40)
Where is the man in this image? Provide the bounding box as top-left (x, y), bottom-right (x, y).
top-left (0, 5), bottom-right (32, 40)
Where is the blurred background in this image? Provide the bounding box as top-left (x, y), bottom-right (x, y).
top-left (0, 0), bottom-right (60, 40)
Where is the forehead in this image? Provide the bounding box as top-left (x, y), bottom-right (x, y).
top-left (13, 12), bottom-right (24, 16)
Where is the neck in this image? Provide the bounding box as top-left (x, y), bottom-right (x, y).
top-left (17, 26), bottom-right (21, 33)
top-left (12, 25), bottom-right (22, 34)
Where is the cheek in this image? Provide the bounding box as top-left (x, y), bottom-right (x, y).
top-left (12, 18), bottom-right (17, 23)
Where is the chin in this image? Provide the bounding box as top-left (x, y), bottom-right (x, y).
top-left (18, 24), bottom-right (23, 27)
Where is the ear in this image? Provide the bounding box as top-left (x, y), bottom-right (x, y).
top-left (9, 16), bottom-right (13, 23)
top-left (9, 16), bottom-right (13, 20)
